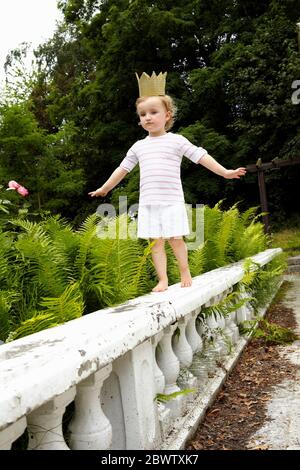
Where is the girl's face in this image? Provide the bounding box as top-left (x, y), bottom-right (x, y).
top-left (137, 97), bottom-right (171, 137)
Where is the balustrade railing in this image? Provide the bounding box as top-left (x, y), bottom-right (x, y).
top-left (0, 248), bottom-right (282, 450)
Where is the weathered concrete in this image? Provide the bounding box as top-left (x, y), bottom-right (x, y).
top-left (246, 274), bottom-right (300, 450)
top-left (286, 256), bottom-right (300, 274)
top-left (161, 283), bottom-right (281, 450)
top-left (0, 248), bottom-right (282, 450)
top-left (287, 255), bottom-right (300, 266)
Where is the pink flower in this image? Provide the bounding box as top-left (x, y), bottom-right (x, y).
top-left (17, 186), bottom-right (29, 197)
top-left (8, 180), bottom-right (20, 190)
top-left (7, 180), bottom-right (29, 197)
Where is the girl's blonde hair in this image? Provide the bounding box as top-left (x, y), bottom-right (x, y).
top-left (135, 95), bottom-right (177, 131)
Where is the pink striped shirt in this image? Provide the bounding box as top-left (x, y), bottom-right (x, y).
top-left (120, 132), bottom-right (207, 205)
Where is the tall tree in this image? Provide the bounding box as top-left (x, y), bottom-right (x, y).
top-left (0, 103), bottom-right (84, 215)
top-left (5, 0), bottom-right (300, 225)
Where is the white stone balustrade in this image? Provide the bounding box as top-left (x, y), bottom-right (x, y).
top-left (0, 248), bottom-right (282, 450)
top-left (68, 366), bottom-right (112, 450)
top-left (27, 387), bottom-right (76, 450)
top-left (186, 309), bottom-right (202, 354)
top-left (173, 315), bottom-right (198, 405)
top-left (0, 417), bottom-right (26, 450)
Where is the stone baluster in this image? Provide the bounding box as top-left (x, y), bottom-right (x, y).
top-left (219, 289), bottom-right (235, 347)
top-left (190, 312), bottom-right (209, 388)
top-left (225, 312), bottom-right (239, 345)
top-left (27, 387), bottom-right (76, 450)
top-left (240, 287), bottom-right (253, 320)
top-left (68, 365), bottom-right (112, 450)
top-left (172, 317), bottom-right (193, 368)
top-left (186, 309), bottom-right (203, 354)
top-left (236, 289), bottom-right (250, 324)
top-left (224, 287), bottom-right (241, 347)
top-left (201, 298), bottom-right (221, 372)
top-left (223, 287), bottom-right (240, 344)
top-left (0, 417), bottom-right (27, 450)
top-left (151, 333), bottom-right (171, 438)
top-left (172, 316), bottom-right (197, 404)
top-left (151, 332), bottom-right (165, 395)
top-left (214, 312), bottom-right (229, 357)
top-left (156, 324), bottom-right (183, 418)
top-left (236, 304), bottom-right (248, 324)
top-left (113, 339), bottom-right (160, 449)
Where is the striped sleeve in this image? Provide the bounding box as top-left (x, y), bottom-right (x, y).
top-left (120, 146), bottom-right (138, 172)
top-left (179, 135), bottom-right (207, 164)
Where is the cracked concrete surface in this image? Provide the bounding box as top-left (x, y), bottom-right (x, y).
top-left (246, 274), bottom-right (300, 450)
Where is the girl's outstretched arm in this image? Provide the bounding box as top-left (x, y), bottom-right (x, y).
top-left (88, 167), bottom-right (128, 197)
top-left (198, 154), bottom-right (246, 179)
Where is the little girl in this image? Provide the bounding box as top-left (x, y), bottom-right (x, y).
top-left (89, 88), bottom-right (246, 292)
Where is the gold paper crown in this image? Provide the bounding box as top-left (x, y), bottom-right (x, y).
top-left (135, 71), bottom-right (167, 97)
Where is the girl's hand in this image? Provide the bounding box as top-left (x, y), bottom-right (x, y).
top-left (224, 168), bottom-right (247, 179)
top-left (88, 187), bottom-right (108, 197)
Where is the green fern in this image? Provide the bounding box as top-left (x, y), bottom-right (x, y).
top-left (240, 256), bottom-right (286, 312)
top-left (201, 291), bottom-right (253, 321)
top-left (74, 213), bottom-right (99, 280)
top-left (232, 221), bottom-right (267, 260)
top-left (240, 206), bottom-right (260, 226)
top-left (216, 205), bottom-right (239, 266)
top-left (6, 312), bottom-right (60, 342)
top-left (189, 243), bottom-right (205, 277)
top-left (202, 203), bottom-right (223, 271)
top-left (165, 241), bottom-right (181, 285)
top-left (123, 240), bottom-right (155, 299)
top-left (11, 218), bottom-right (67, 297)
top-left (155, 388), bottom-right (196, 403)
top-left (239, 318), bottom-right (299, 345)
top-left (0, 290), bottom-right (20, 341)
top-left (7, 283), bottom-right (84, 342)
top-left (39, 282), bottom-right (84, 323)
top-left (0, 202), bottom-right (280, 343)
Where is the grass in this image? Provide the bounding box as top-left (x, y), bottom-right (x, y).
top-left (270, 227), bottom-right (300, 256)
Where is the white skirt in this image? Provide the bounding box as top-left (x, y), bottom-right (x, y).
top-left (137, 204), bottom-right (190, 239)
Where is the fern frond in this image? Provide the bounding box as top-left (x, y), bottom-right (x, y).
top-left (156, 389), bottom-right (196, 403)
top-left (0, 290), bottom-right (20, 341)
top-left (189, 243), bottom-right (205, 277)
top-left (216, 206), bottom-right (239, 266)
top-left (6, 312), bottom-right (59, 342)
top-left (74, 214), bottom-right (99, 279)
top-left (123, 240), bottom-right (155, 299)
top-left (201, 291), bottom-right (253, 320)
top-left (240, 318), bottom-right (299, 344)
top-left (39, 282), bottom-right (84, 323)
top-left (240, 206), bottom-right (259, 226)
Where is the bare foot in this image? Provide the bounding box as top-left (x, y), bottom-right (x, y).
top-left (180, 267), bottom-right (192, 288)
top-left (152, 279), bottom-right (168, 292)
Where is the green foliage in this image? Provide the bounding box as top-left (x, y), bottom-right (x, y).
top-left (231, 217), bottom-right (267, 261)
top-left (1, 1), bottom-right (296, 342)
top-left (0, 202), bottom-right (277, 342)
top-left (156, 388), bottom-right (196, 403)
top-left (192, 203), bottom-right (267, 273)
top-left (6, 283), bottom-right (84, 342)
top-left (241, 254), bottom-right (287, 312)
top-left (239, 318), bottom-right (299, 345)
top-left (0, 103), bottom-right (85, 217)
top-left (0, 1), bottom-right (299, 224)
top-left (271, 227), bottom-right (300, 256)
top-left (201, 291), bottom-right (252, 321)
top-left (0, 185), bottom-right (12, 215)
top-left (0, 212), bottom-right (155, 341)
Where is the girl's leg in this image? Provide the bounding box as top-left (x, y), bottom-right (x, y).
top-left (151, 238), bottom-right (168, 292)
top-left (168, 237), bottom-right (192, 287)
